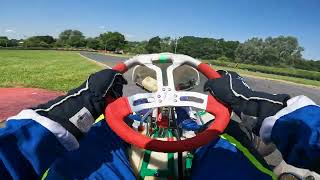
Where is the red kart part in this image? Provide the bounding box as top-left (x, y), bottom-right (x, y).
top-left (112, 62), bottom-right (127, 73)
top-left (196, 63), bottom-right (221, 79)
top-left (106, 60), bottom-right (230, 152)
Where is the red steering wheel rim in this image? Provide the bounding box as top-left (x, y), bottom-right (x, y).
top-left (105, 62), bottom-right (230, 152)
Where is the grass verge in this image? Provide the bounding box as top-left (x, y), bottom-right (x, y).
top-left (210, 64), bottom-right (320, 87)
top-left (0, 50), bottom-right (102, 92)
top-left (210, 60), bottom-right (320, 81)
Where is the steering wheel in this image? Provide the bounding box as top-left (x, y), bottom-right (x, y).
top-left (105, 53), bottom-right (230, 152)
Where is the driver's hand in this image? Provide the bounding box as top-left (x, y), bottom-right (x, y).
top-left (204, 70), bottom-right (290, 134)
top-left (32, 69), bottom-right (127, 139)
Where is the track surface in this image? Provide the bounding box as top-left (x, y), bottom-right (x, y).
top-left (81, 52), bottom-right (320, 104)
top-left (0, 88), bottom-right (63, 121)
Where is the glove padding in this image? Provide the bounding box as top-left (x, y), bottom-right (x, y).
top-left (204, 70), bottom-right (290, 134)
top-left (33, 69), bottom-right (127, 139)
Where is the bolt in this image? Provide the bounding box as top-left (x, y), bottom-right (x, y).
top-left (158, 99), bottom-right (162, 103)
top-left (168, 88), bottom-right (171, 91)
top-left (174, 99), bottom-right (177, 102)
top-left (174, 94), bottom-right (177, 98)
top-left (157, 95), bottom-right (161, 98)
top-left (162, 88), bottom-right (165, 91)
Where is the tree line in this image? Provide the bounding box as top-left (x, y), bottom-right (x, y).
top-left (0, 29), bottom-right (319, 72)
top-left (0, 30), bottom-right (126, 52)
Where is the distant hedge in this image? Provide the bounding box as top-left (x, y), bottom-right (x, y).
top-left (210, 60), bottom-right (320, 81)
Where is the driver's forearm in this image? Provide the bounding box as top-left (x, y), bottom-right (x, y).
top-left (259, 95), bottom-right (320, 172)
top-left (0, 110), bottom-right (77, 179)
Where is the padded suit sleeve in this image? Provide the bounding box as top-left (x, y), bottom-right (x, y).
top-left (0, 110), bottom-right (73, 179)
top-left (260, 96), bottom-right (320, 172)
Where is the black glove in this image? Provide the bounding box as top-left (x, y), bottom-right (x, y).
top-left (33, 69), bottom-right (127, 139)
top-left (204, 70), bottom-right (290, 134)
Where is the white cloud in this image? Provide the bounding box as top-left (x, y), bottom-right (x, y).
top-left (5, 29), bottom-right (15, 33)
top-left (98, 26), bottom-right (106, 29)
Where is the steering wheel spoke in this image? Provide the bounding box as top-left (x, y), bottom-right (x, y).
top-left (175, 91), bottom-right (208, 110)
top-left (127, 90), bottom-right (208, 112)
top-left (127, 93), bottom-right (155, 112)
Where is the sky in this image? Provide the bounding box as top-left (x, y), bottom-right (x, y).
top-left (1, 0), bottom-right (319, 60)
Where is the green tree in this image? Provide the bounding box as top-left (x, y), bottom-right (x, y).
top-left (58, 29), bottom-right (72, 47)
top-left (146, 36), bottom-right (161, 53)
top-left (68, 30), bottom-right (86, 47)
top-left (86, 37), bottom-right (100, 49)
top-left (160, 37), bottom-right (173, 52)
top-left (8, 39), bottom-right (19, 47)
top-left (125, 41), bottom-right (147, 54)
top-left (235, 38), bottom-right (264, 64)
top-left (0, 36), bottom-right (9, 47)
top-left (235, 36), bottom-right (304, 66)
top-left (98, 32), bottom-right (126, 51)
top-left (176, 36), bottom-right (225, 59)
top-left (220, 40), bottom-right (240, 60)
top-left (24, 36), bottom-right (55, 47)
top-left (38, 36), bottom-right (55, 44)
top-left (264, 36), bottom-right (303, 66)
top-left (58, 30), bottom-right (86, 47)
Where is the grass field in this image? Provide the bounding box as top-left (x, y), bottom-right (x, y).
top-left (210, 60), bottom-right (320, 81)
top-left (0, 50), bottom-right (102, 91)
top-left (198, 60), bottom-right (320, 87)
top-left (211, 64), bottom-right (320, 87)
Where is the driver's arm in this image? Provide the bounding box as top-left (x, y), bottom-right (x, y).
top-left (204, 70), bottom-right (320, 173)
top-left (0, 69), bottom-right (126, 179)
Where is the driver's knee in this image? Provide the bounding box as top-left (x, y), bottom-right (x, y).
top-left (46, 120), bottom-right (133, 179)
top-left (191, 137), bottom-right (274, 179)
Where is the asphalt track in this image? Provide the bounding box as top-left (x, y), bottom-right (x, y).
top-left (80, 52), bottom-right (320, 104)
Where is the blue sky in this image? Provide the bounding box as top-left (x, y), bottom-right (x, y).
top-left (1, 0), bottom-right (319, 60)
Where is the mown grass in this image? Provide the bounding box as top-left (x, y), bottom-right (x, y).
top-left (210, 60), bottom-right (320, 81)
top-left (0, 50), bottom-right (102, 91)
top-left (209, 64), bottom-right (320, 87)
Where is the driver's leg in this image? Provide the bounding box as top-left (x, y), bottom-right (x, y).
top-left (45, 120), bottom-right (135, 180)
top-left (191, 120), bottom-right (275, 180)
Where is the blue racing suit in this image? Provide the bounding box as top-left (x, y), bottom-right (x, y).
top-left (0, 95), bottom-right (319, 179)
